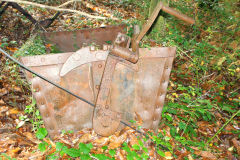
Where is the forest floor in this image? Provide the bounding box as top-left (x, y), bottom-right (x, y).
top-left (0, 0), bottom-right (239, 159)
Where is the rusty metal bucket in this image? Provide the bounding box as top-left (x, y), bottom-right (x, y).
top-left (20, 2), bottom-right (194, 137)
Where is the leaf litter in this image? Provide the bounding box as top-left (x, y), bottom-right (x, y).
top-left (0, 0), bottom-right (240, 159)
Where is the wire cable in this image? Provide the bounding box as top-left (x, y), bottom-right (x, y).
top-left (0, 47), bottom-right (145, 135)
top-left (0, 48), bottom-right (95, 107)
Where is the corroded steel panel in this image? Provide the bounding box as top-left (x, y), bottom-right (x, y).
top-left (40, 24), bottom-right (126, 52)
top-left (21, 45), bottom-right (176, 137)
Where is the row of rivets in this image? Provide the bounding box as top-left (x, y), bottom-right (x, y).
top-left (153, 59), bottom-right (172, 128)
top-left (32, 77), bottom-right (56, 132)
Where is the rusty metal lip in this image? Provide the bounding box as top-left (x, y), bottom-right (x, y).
top-left (20, 47), bottom-right (176, 67)
top-left (40, 24), bottom-right (127, 36)
top-left (20, 52), bottom-right (74, 67)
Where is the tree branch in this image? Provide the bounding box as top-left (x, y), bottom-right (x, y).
top-left (3, 0), bottom-right (118, 20)
top-left (58, 0), bottom-right (80, 8)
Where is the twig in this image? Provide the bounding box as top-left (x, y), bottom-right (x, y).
top-left (200, 72), bottom-right (216, 81)
top-left (178, 48), bottom-right (194, 62)
top-left (226, 87), bottom-right (240, 97)
top-left (180, 91), bottom-right (210, 137)
top-left (58, 0), bottom-right (79, 8)
top-left (3, 0), bottom-right (118, 20)
top-left (206, 109), bottom-right (240, 144)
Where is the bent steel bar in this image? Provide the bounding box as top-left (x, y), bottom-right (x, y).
top-left (162, 5), bottom-right (195, 25)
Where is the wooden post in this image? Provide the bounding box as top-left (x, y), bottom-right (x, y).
top-left (149, 0), bottom-right (168, 40)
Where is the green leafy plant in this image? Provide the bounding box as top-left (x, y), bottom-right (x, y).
top-left (0, 153), bottom-right (17, 160)
top-left (19, 97), bottom-right (43, 131)
top-left (15, 35), bottom-right (46, 57)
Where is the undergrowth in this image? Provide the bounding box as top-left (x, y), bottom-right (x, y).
top-left (1, 0), bottom-right (239, 159)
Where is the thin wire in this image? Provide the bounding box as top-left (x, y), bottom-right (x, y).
top-left (0, 48), bottom-right (145, 135)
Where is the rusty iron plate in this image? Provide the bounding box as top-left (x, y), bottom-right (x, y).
top-left (40, 24), bottom-right (126, 52)
top-left (21, 44), bottom-right (176, 137)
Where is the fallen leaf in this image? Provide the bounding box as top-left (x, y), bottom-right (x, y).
top-left (92, 137), bottom-right (109, 147)
top-left (165, 151), bottom-right (173, 159)
top-left (115, 148), bottom-right (125, 160)
top-left (45, 44), bottom-right (52, 48)
top-left (232, 138), bottom-right (240, 155)
top-left (66, 18), bottom-right (71, 23)
top-left (24, 132), bottom-right (41, 144)
top-left (129, 134), bottom-right (139, 146)
top-left (9, 108), bottom-right (20, 114)
top-left (78, 133), bottom-right (93, 144)
top-left (188, 154), bottom-right (194, 160)
top-left (109, 133), bottom-right (127, 149)
top-left (200, 151), bottom-right (217, 160)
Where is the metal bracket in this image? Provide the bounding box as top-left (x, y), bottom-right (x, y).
top-left (92, 33), bottom-right (132, 136)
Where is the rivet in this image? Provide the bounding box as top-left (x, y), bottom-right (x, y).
top-left (95, 85), bottom-right (100, 89)
top-left (90, 46), bottom-right (95, 51)
top-left (105, 105), bottom-right (109, 109)
top-left (153, 117), bottom-right (156, 121)
top-left (98, 64), bottom-right (102, 68)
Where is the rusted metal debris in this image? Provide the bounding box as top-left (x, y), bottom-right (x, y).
top-left (20, 1), bottom-right (195, 137)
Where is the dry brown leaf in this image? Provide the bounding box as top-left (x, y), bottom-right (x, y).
top-left (188, 154), bottom-right (194, 160)
top-left (92, 137), bottom-right (109, 147)
top-left (9, 108), bottom-right (20, 114)
top-left (24, 132), bottom-right (41, 144)
top-left (148, 147), bottom-right (155, 158)
top-left (0, 99), bottom-right (5, 105)
top-left (232, 138), bottom-right (240, 155)
top-left (225, 125), bottom-right (235, 131)
top-left (135, 112), bottom-right (143, 126)
top-left (165, 151), bottom-right (173, 159)
top-left (200, 151), bottom-right (217, 160)
top-left (176, 149), bottom-right (189, 160)
top-left (226, 150), bottom-right (234, 160)
top-left (78, 133), bottom-right (94, 144)
top-left (109, 133), bottom-right (127, 149)
top-left (13, 86), bottom-right (22, 92)
top-left (115, 148), bottom-right (125, 160)
top-left (128, 134), bottom-right (138, 146)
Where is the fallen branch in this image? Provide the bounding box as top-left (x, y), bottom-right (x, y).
top-left (3, 0), bottom-right (118, 20)
top-left (58, 0), bottom-right (80, 8)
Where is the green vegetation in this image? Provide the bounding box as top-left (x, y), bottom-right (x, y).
top-left (15, 35), bottom-right (46, 57)
top-left (0, 0), bottom-right (239, 159)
